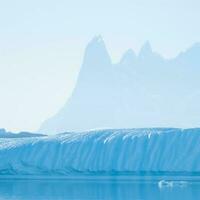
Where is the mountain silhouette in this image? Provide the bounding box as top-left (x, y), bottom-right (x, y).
top-left (39, 37), bottom-right (200, 134)
top-left (0, 128), bottom-right (45, 138)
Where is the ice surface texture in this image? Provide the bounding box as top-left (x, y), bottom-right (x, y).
top-left (0, 128), bottom-right (200, 175)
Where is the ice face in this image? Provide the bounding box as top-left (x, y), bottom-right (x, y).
top-left (0, 128), bottom-right (200, 175)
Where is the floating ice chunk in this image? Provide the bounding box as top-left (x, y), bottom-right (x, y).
top-left (158, 180), bottom-right (188, 188)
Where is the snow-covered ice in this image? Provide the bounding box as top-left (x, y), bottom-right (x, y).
top-left (0, 128), bottom-right (200, 175)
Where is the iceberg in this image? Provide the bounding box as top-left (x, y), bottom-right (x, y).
top-left (158, 180), bottom-right (188, 188)
top-left (0, 128), bottom-right (200, 176)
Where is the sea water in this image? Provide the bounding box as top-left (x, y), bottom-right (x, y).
top-left (0, 176), bottom-right (199, 200)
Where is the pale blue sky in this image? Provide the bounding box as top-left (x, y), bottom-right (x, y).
top-left (0, 0), bottom-right (200, 132)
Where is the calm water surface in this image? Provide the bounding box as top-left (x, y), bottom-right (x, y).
top-left (0, 176), bottom-right (199, 200)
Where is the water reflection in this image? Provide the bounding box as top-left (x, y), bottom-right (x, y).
top-left (0, 178), bottom-right (199, 200)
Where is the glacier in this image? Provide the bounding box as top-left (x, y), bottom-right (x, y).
top-left (0, 128), bottom-right (200, 176)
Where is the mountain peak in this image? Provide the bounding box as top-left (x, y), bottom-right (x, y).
top-left (139, 41), bottom-right (152, 58)
top-left (94, 35), bottom-right (103, 42)
top-left (81, 36), bottom-right (111, 72)
top-left (89, 35), bottom-right (105, 46)
top-left (39, 37), bottom-right (200, 134)
top-left (120, 49), bottom-right (136, 65)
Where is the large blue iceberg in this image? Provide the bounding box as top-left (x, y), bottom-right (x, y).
top-left (0, 128), bottom-right (200, 175)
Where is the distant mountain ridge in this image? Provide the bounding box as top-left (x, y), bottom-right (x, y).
top-left (39, 37), bottom-right (200, 134)
top-left (0, 128), bottom-right (46, 138)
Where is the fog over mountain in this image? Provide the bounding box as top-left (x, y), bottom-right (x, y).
top-left (39, 36), bottom-right (200, 134)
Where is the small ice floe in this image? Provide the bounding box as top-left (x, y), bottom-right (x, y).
top-left (158, 180), bottom-right (188, 188)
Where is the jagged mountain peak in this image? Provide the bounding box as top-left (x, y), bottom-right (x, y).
top-left (89, 35), bottom-right (104, 44)
top-left (82, 36), bottom-right (111, 67)
top-left (139, 41), bottom-right (152, 57)
top-left (120, 49), bottom-right (136, 65)
top-left (39, 37), bottom-right (200, 134)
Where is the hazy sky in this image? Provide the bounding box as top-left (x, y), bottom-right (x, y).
top-left (0, 0), bottom-right (200, 132)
